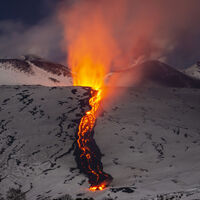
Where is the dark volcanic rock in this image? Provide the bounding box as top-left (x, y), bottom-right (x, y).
top-left (134, 60), bottom-right (200, 88)
top-left (29, 60), bottom-right (71, 77)
top-left (0, 59), bottom-right (33, 74)
top-left (113, 60), bottom-right (200, 88)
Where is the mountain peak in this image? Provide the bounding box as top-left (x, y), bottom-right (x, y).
top-left (0, 56), bottom-right (72, 86)
top-left (184, 61), bottom-right (200, 80)
top-left (20, 54), bottom-right (44, 61)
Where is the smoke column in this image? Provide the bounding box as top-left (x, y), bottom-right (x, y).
top-left (58, 0), bottom-right (200, 69)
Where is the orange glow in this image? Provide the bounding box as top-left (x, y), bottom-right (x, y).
top-left (67, 10), bottom-right (115, 90)
top-left (89, 186), bottom-right (98, 192)
top-left (64, 2), bottom-right (115, 191)
top-left (77, 90), bottom-right (108, 191)
top-left (60, 1), bottom-right (121, 90)
top-left (77, 90), bottom-right (102, 159)
top-left (67, 14), bottom-right (115, 90)
top-left (59, 0), bottom-right (116, 191)
top-left (89, 183), bottom-right (106, 192)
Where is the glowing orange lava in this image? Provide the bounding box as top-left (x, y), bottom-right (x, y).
top-left (68, 13), bottom-right (112, 190)
top-left (60, 0), bottom-right (115, 191)
top-left (76, 89), bottom-right (112, 191)
top-left (77, 90), bottom-right (102, 163)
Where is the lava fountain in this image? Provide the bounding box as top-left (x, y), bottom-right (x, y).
top-left (71, 47), bottom-right (113, 190)
top-left (59, 0), bottom-right (122, 191)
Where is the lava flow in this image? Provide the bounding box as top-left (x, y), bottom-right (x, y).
top-left (60, 0), bottom-right (116, 191)
top-left (75, 88), bottom-right (112, 191)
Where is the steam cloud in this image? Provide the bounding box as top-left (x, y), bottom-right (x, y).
top-left (59, 0), bottom-right (200, 68)
top-left (0, 17), bottom-right (63, 62)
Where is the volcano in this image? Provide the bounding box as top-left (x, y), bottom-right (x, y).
top-left (0, 58), bottom-right (200, 199)
top-left (108, 60), bottom-right (200, 88)
top-left (1, 57), bottom-right (200, 89)
top-left (0, 85), bottom-right (200, 200)
top-left (184, 61), bottom-right (200, 80)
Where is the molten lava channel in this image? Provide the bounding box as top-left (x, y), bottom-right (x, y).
top-left (75, 89), bottom-right (112, 191)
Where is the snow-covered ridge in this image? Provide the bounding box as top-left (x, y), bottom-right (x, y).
top-left (184, 61), bottom-right (200, 80)
top-left (1, 56), bottom-right (200, 88)
top-left (107, 60), bottom-right (200, 88)
top-left (0, 55), bottom-right (72, 86)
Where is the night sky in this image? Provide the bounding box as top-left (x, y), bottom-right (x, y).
top-left (0, 0), bottom-right (65, 63)
top-left (0, 0), bottom-right (52, 25)
top-left (0, 0), bottom-right (200, 68)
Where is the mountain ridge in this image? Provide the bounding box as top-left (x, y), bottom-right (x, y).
top-left (184, 61), bottom-right (200, 80)
top-left (0, 55), bottom-right (72, 86)
top-left (108, 60), bottom-right (200, 88)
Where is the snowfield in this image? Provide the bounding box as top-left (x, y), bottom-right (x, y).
top-left (0, 55), bottom-right (72, 86)
top-left (0, 85), bottom-right (200, 200)
top-left (0, 86), bottom-right (91, 199)
top-left (184, 62), bottom-right (200, 80)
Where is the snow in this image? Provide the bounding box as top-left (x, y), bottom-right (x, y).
top-left (0, 59), bottom-right (72, 86)
top-left (0, 86), bottom-right (90, 199)
top-left (107, 60), bottom-right (200, 88)
top-left (0, 85), bottom-right (200, 199)
top-left (95, 87), bottom-right (200, 199)
top-left (184, 62), bottom-right (200, 80)
top-left (0, 66), bottom-right (71, 86)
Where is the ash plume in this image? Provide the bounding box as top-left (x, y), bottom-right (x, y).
top-left (0, 1), bottom-right (200, 68)
top-left (58, 0), bottom-right (200, 69)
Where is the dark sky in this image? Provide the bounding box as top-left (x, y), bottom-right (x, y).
top-left (0, 0), bottom-right (52, 25)
top-left (0, 0), bottom-right (199, 68)
top-left (0, 0), bottom-right (65, 63)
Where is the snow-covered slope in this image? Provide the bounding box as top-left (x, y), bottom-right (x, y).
top-left (0, 55), bottom-right (72, 86)
top-left (1, 57), bottom-right (200, 89)
top-left (97, 87), bottom-right (200, 199)
top-left (0, 85), bottom-right (200, 200)
top-left (184, 61), bottom-right (200, 80)
top-left (108, 60), bottom-right (200, 88)
top-left (0, 85), bottom-right (91, 199)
